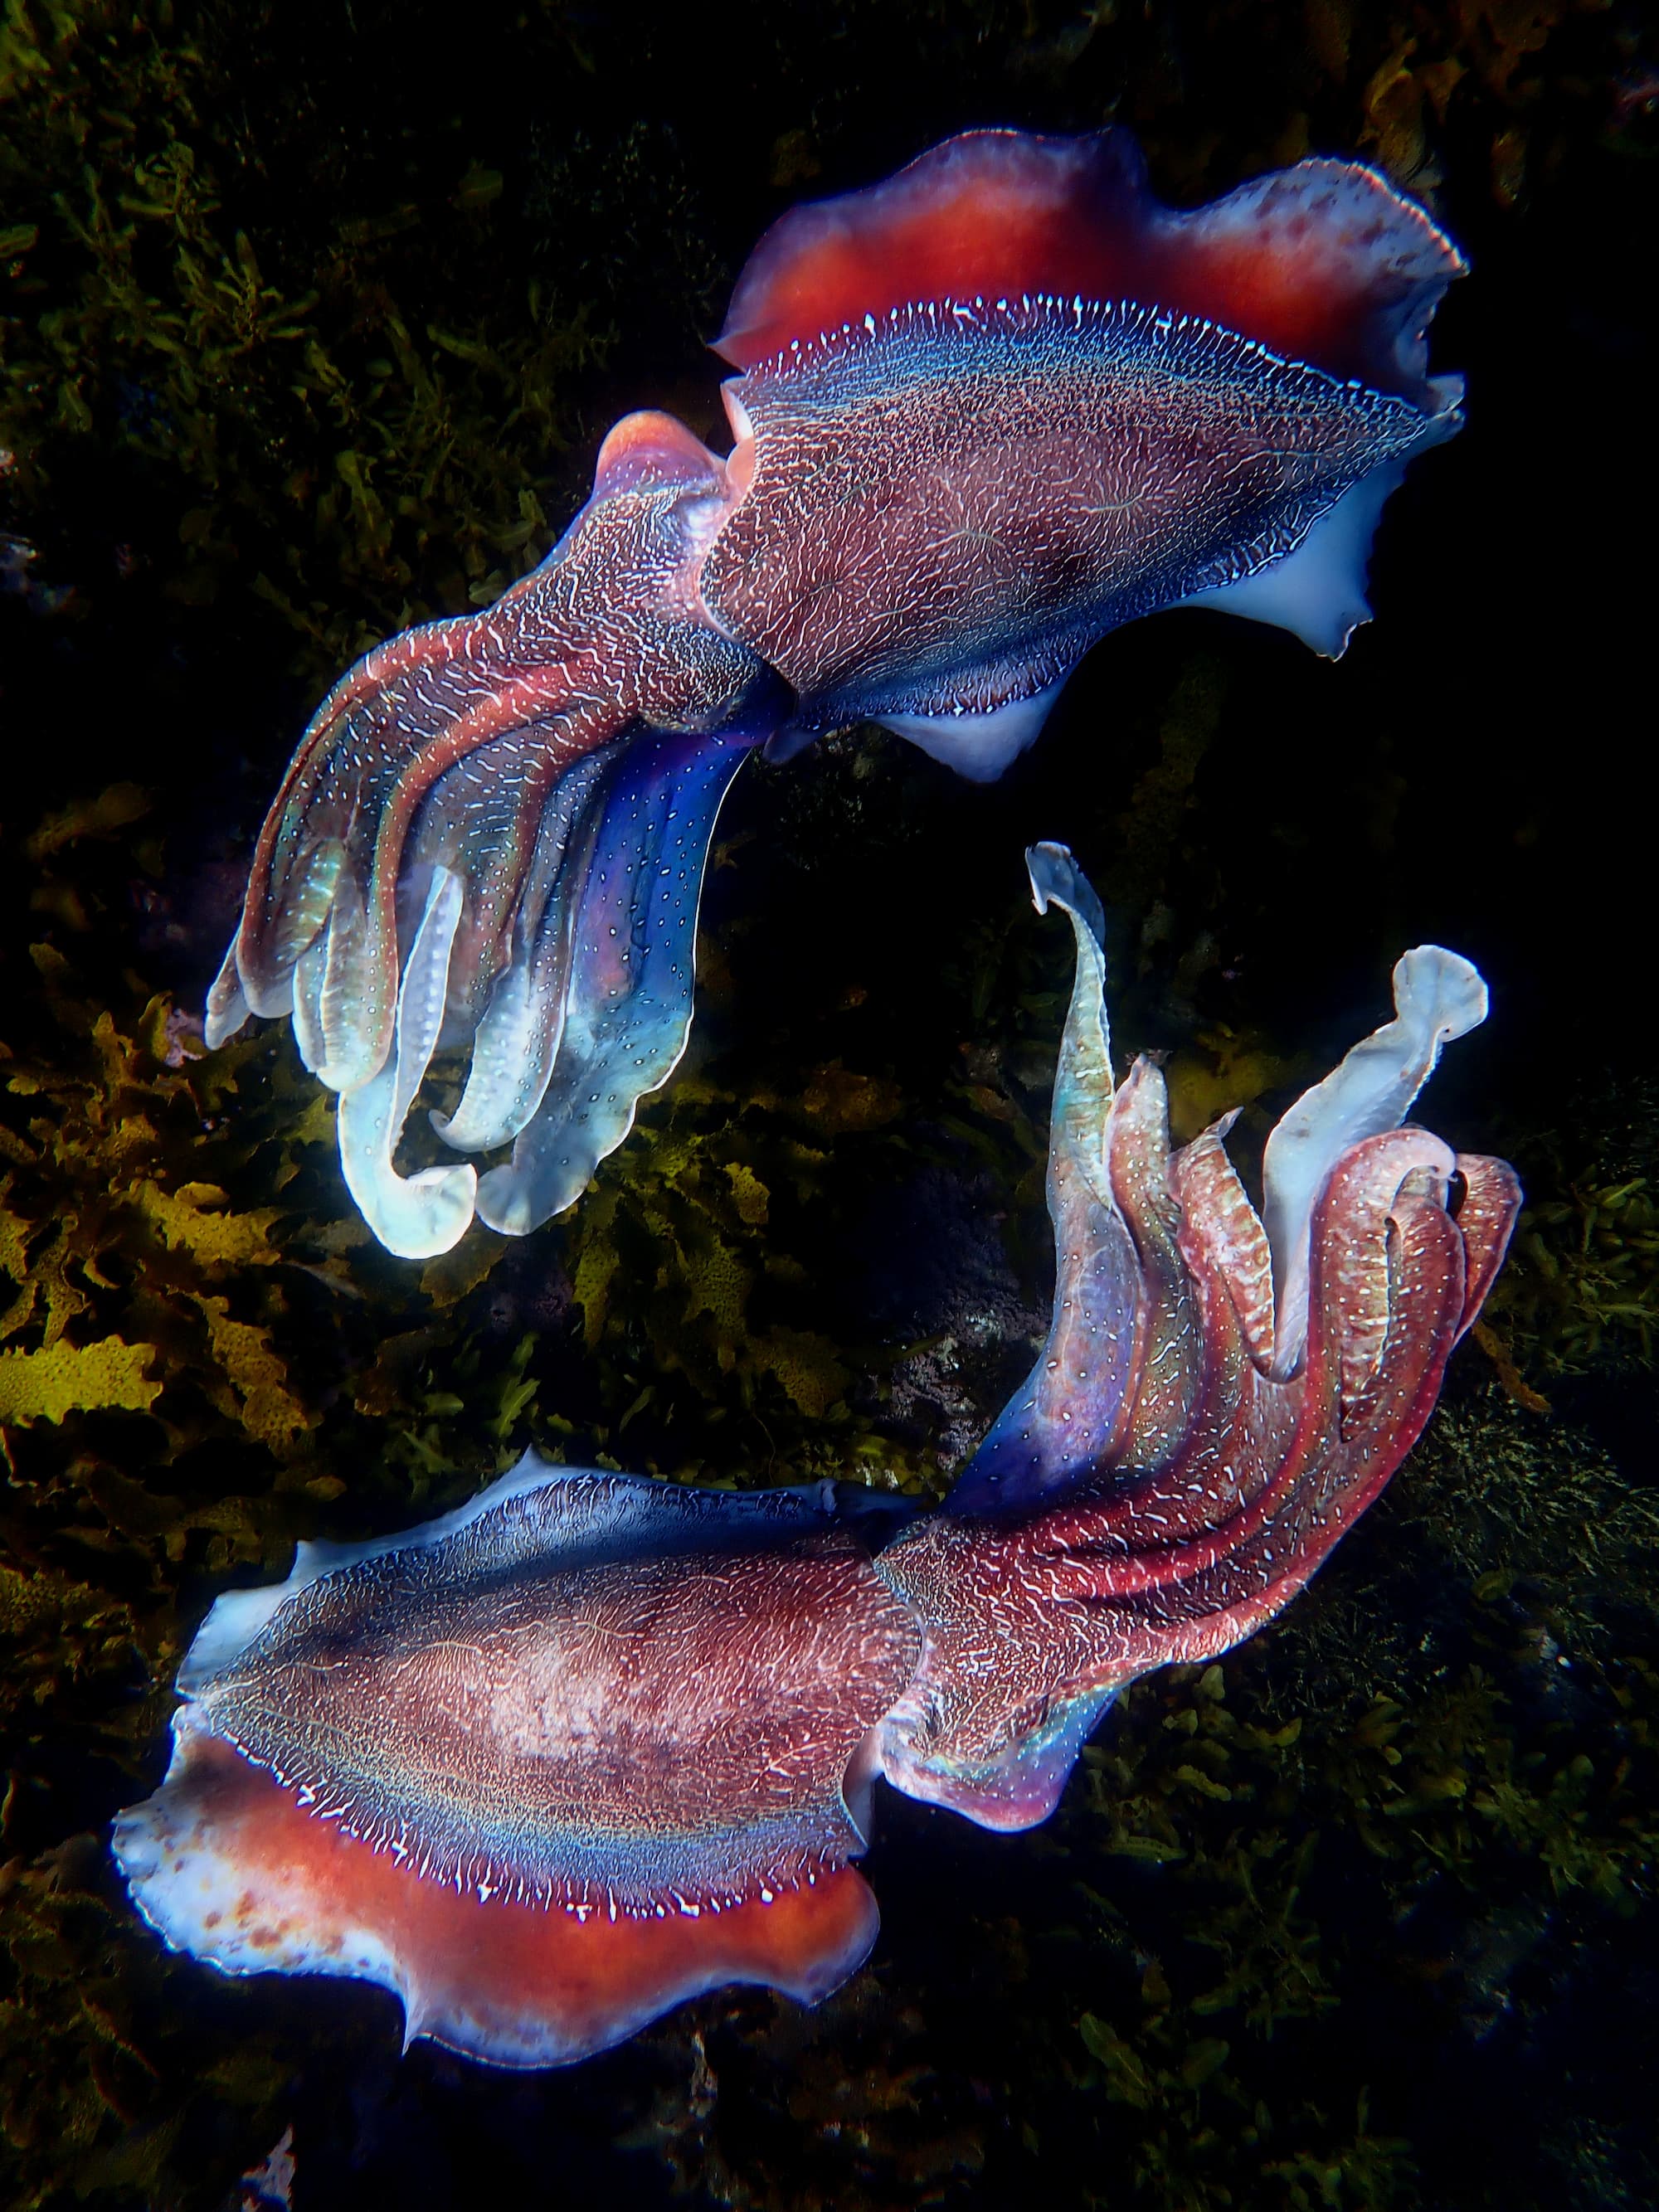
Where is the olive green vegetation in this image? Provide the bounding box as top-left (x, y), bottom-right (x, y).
top-left (2, 0), bottom-right (1657, 2207)
top-left (1479, 1089), bottom-right (1659, 1391)
top-left (0, 4), bottom-right (620, 679)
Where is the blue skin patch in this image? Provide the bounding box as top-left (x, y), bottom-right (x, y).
top-left (474, 720), bottom-right (761, 1237)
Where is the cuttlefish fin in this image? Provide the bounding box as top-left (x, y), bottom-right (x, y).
top-left (1177, 387), bottom-right (1461, 658)
top-left (113, 1733), bottom-right (878, 2070)
top-left (874, 676), bottom-right (1071, 785)
top-left (1180, 454), bottom-right (1400, 659)
top-left (716, 127), bottom-right (1463, 406)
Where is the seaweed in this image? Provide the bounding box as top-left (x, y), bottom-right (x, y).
top-left (1485, 1138), bottom-right (1659, 1383)
top-left (0, 941), bottom-right (308, 1471)
top-left (565, 1073), bottom-right (921, 1481)
top-left (0, 0), bottom-right (611, 683)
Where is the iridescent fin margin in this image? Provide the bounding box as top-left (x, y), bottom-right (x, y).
top-left (114, 1734), bottom-right (881, 2069)
top-left (949, 841), bottom-right (1143, 1513)
top-left (716, 128), bottom-right (1464, 407)
top-left (472, 725), bottom-right (753, 1237)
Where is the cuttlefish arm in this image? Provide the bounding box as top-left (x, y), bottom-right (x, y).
top-left (208, 415), bottom-right (782, 1258)
top-left (872, 847), bottom-right (1520, 1830)
top-left (213, 128), bottom-right (1466, 1257)
top-left (119, 849), bottom-right (1515, 2068)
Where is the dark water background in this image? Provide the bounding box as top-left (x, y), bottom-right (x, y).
top-left (2, 3), bottom-right (1657, 2208)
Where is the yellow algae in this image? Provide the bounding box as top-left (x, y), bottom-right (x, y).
top-left (0, 1336), bottom-right (161, 1425)
top-left (128, 1182), bottom-right (285, 1270)
top-left (754, 1326), bottom-right (850, 1421)
top-left (187, 1296), bottom-right (307, 1455)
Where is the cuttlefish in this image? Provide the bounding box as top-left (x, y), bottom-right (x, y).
top-left (117, 845), bottom-right (1519, 2067)
top-left (202, 129), bottom-right (1467, 1256)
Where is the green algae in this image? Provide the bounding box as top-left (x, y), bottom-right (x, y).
top-left (1480, 1096), bottom-right (1659, 1392)
top-left (562, 1071), bottom-right (937, 1487)
top-left (0, 0), bottom-right (611, 681)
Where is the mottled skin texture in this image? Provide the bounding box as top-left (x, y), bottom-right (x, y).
top-left (868, 856), bottom-right (1516, 1830)
top-left (203, 128), bottom-right (1466, 1257)
top-left (704, 301), bottom-right (1425, 728)
top-left (119, 848), bottom-right (1520, 2067)
top-left (222, 420), bottom-right (774, 1095)
top-left (874, 1131), bottom-right (1516, 1829)
top-left (197, 1494), bottom-right (919, 1912)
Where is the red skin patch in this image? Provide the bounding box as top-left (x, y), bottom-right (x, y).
top-left (717, 130), bottom-right (1462, 397)
top-left (170, 1738), bottom-right (878, 2066)
top-left (591, 410), bottom-right (727, 501)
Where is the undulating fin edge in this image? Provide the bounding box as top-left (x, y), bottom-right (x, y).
top-left (113, 1732), bottom-right (881, 2069)
top-left (717, 127), bottom-right (1464, 406)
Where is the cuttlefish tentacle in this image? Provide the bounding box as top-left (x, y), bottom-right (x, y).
top-left (120, 844), bottom-right (1519, 2064)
